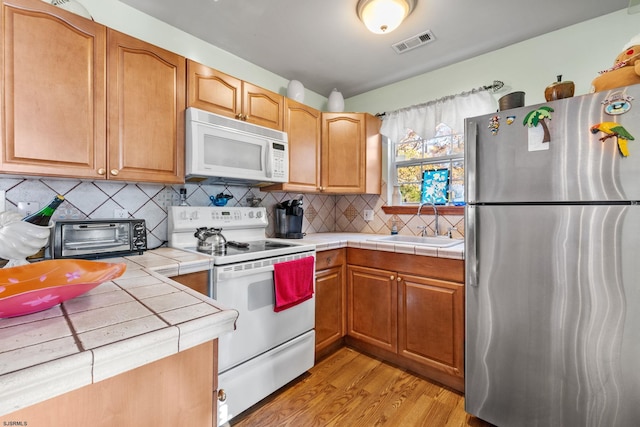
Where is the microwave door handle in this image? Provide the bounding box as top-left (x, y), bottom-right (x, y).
top-left (265, 142), bottom-right (273, 178)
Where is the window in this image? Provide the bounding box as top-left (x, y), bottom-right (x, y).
top-left (393, 123), bottom-right (464, 205)
top-left (380, 89), bottom-right (495, 206)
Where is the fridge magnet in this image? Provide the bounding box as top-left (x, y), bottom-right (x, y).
top-left (506, 115), bottom-right (516, 125)
top-left (601, 91), bottom-right (633, 115)
top-left (523, 106), bottom-right (554, 151)
top-left (421, 169), bottom-right (449, 205)
top-left (488, 115), bottom-right (500, 135)
top-left (590, 122), bottom-right (635, 157)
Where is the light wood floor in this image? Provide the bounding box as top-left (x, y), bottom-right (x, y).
top-left (231, 347), bottom-right (494, 427)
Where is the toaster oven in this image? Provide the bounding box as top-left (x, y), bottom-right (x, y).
top-left (51, 219), bottom-right (147, 259)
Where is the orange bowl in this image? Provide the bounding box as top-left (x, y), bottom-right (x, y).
top-left (0, 259), bottom-right (126, 318)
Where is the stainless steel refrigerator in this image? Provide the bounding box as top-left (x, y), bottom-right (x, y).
top-left (464, 84), bottom-right (640, 426)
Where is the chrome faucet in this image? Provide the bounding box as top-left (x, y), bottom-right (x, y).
top-left (417, 202), bottom-right (439, 236)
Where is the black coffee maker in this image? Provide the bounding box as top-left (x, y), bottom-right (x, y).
top-left (274, 196), bottom-right (304, 239)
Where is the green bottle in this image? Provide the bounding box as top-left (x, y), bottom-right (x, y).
top-left (22, 195), bottom-right (65, 226)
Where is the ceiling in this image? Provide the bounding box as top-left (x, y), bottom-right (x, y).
top-left (119, 0), bottom-right (630, 99)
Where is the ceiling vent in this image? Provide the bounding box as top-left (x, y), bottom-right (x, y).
top-left (392, 30), bottom-right (435, 54)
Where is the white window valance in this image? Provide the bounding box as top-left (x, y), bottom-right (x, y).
top-left (380, 89), bottom-right (496, 143)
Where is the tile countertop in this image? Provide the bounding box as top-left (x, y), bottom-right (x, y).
top-left (288, 232), bottom-right (465, 259)
top-left (0, 248), bottom-right (237, 417)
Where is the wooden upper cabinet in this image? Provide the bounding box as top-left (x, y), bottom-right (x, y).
top-left (187, 60), bottom-right (241, 118)
top-left (0, 0), bottom-right (185, 184)
top-left (321, 113), bottom-right (381, 194)
top-left (263, 98), bottom-right (321, 192)
top-left (107, 29), bottom-right (185, 183)
top-left (1, 0), bottom-right (106, 179)
top-left (187, 60), bottom-right (284, 130)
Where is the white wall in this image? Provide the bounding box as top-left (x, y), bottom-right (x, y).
top-left (345, 9), bottom-right (640, 114)
top-left (75, 0), bottom-right (328, 110)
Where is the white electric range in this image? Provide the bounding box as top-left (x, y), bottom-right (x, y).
top-left (167, 206), bottom-right (316, 425)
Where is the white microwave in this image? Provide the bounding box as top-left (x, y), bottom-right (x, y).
top-left (185, 107), bottom-right (289, 186)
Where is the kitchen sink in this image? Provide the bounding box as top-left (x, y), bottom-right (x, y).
top-left (368, 235), bottom-right (463, 248)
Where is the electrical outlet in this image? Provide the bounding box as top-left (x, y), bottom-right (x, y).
top-left (18, 201), bottom-right (40, 217)
top-left (364, 209), bottom-right (374, 221)
top-left (113, 208), bottom-right (128, 218)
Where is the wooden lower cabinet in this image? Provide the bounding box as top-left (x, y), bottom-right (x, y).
top-left (2, 340), bottom-right (218, 426)
top-left (171, 270), bottom-right (210, 296)
top-left (314, 249), bottom-right (346, 360)
top-left (347, 264), bottom-right (397, 353)
top-left (398, 274), bottom-right (464, 381)
top-left (346, 248), bottom-right (465, 392)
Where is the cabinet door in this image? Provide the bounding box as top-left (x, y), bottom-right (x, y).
top-left (263, 98), bottom-right (321, 192)
top-left (347, 264), bottom-right (397, 353)
top-left (242, 82), bottom-right (284, 130)
top-left (107, 29), bottom-right (185, 183)
top-left (315, 265), bottom-right (346, 356)
top-left (321, 113), bottom-right (381, 194)
top-left (398, 274), bottom-right (464, 378)
top-left (1, 0), bottom-right (106, 179)
top-left (321, 113), bottom-right (365, 193)
top-left (187, 60), bottom-right (241, 119)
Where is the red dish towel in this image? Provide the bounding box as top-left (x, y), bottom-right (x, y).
top-left (273, 256), bottom-right (315, 312)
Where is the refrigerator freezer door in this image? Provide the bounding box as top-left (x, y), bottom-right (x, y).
top-left (465, 85), bottom-right (640, 203)
top-left (465, 204), bottom-right (640, 427)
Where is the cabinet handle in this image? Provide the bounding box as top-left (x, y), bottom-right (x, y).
top-left (217, 389), bottom-right (227, 402)
top-left (397, 276), bottom-right (402, 282)
top-left (110, 169), bottom-right (119, 176)
top-left (243, 114), bottom-right (249, 121)
top-left (97, 168), bottom-right (106, 175)
top-left (235, 113), bottom-right (242, 120)
top-left (390, 275), bottom-right (395, 280)
top-left (326, 256), bottom-right (333, 264)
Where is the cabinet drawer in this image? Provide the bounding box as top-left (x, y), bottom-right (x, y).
top-left (315, 248), bottom-right (346, 271)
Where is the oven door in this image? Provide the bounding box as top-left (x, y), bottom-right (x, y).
top-left (213, 252), bottom-right (315, 373)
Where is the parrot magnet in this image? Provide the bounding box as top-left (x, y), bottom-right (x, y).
top-left (488, 116), bottom-right (500, 135)
top-left (601, 91), bottom-right (633, 116)
top-left (590, 122), bottom-right (635, 157)
top-left (523, 106), bottom-right (554, 151)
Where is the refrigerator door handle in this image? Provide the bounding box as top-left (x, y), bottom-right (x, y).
top-left (466, 205), bottom-right (478, 287)
top-left (465, 120), bottom-right (478, 204)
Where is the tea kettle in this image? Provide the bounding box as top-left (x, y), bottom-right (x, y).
top-left (194, 227), bottom-right (227, 254)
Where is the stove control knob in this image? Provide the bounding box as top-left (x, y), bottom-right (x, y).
top-left (248, 211), bottom-right (254, 218)
top-left (256, 211), bottom-right (263, 218)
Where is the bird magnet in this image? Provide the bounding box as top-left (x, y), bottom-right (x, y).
top-left (590, 122), bottom-right (635, 157)
top-left (488, 115), bottom-right (500, 135)
top-left (523, 106), bottom-right (553, 151)
top-left (601, 91), bottom-right (633, 116)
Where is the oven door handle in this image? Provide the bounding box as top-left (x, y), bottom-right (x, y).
top-left (216, 264), bottom-right (276, 280)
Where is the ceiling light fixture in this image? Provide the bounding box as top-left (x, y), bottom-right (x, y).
top-left (356, 0), bottom-right (416, 34)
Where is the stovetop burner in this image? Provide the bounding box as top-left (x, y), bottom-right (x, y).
top-left (188, 239), bottom-right (301, 258)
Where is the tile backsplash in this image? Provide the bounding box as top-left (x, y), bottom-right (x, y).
top-left (0, 177), bottom-right (463, 252)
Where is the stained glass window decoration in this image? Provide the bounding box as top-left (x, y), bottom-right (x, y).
top-left (420, 168), bottom-right (449, 205)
